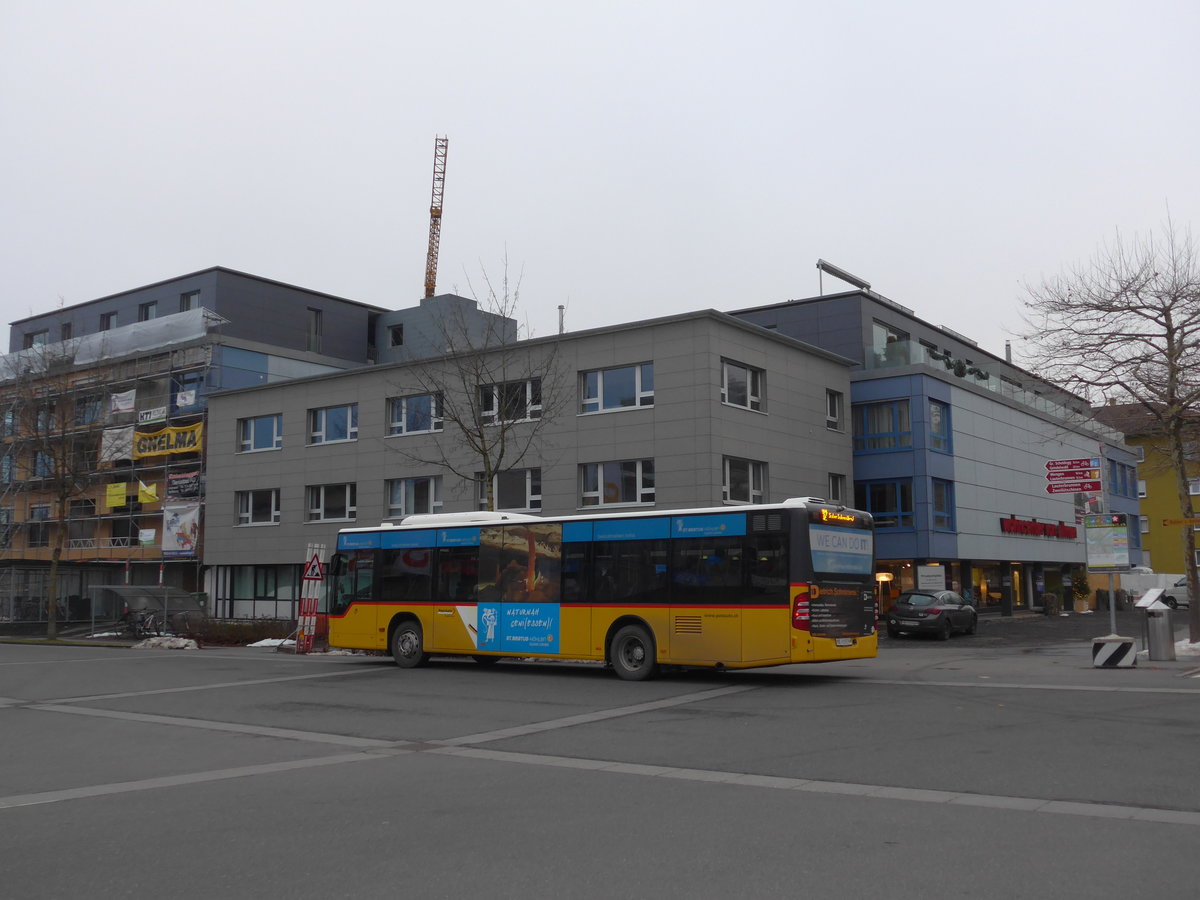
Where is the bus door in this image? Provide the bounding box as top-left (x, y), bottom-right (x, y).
top-left (669, 539), bottom-right (743, 664)
top-left (740, 534), bottom-right (790, 662)
top-left (329, 549), bottom-right (379, 649)
top-left (434, 545), bottom-right (479, 650)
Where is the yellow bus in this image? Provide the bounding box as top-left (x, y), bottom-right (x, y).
top-left (327, 498), bottom-right (876, 680)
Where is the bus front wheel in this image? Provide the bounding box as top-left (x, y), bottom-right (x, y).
top-left (610, 624), bottom-right (657, 681)
top-left (391, 619), bottom-right (430, 668)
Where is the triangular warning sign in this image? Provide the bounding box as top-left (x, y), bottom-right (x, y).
top-left (302, 554), bottom-right (324, 581)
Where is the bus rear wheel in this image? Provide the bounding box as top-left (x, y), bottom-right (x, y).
top-left (610, 624), bottom-right (657, 681)
top-left (391, 619), bottom-right (430, 668)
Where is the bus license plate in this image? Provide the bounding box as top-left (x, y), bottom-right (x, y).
top-left (835, 638), bottom-right (854, 647)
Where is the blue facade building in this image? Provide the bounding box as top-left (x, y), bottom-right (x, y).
top-left (731, 288), bottom-right (1142, 614)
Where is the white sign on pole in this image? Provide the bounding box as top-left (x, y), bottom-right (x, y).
top-left (1084, 514), bottom-right (1131, 573)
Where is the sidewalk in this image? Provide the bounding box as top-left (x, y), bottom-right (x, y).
top-left (881, 605), bottom-right (1199, 662)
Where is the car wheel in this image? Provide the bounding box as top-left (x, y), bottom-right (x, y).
top-left (965, 614), bottom-right (977, 635)
top-left (937, 618), bottom-right (952, 641)
top-left (1165, 597), bottom-right (1178, 609)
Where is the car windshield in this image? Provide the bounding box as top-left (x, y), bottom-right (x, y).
top-left (899, 592), bottom-right (938, 607)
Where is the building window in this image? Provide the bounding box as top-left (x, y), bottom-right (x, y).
top-left (60, 323), bottom-right (72, 341)
top-left (721, 361), bottom-right (763, 411)
top-left (1138, 479), bottom-right (1147, 499)
top-left (22, 330), bottom-right (48, 349)
top-left (854, 479), bottom-right (914, 529)
top-left (99, 311), bottom-right (118, 331)
top-left (138, 301), bottom-right (158, 322)
top-left (480, 379), bottom-right (542, 425)
top-left (581, 364), bottom-right (654, 413)
top-left (580, 459), bottom-right (655, 507)
top-left (70, 499), bottom-right (96, 518)
top-left (237, 489), bottom-right (280, 525)
top-left (828, 473), bottom-right (846, 503)
top-left (306, 308), bottom-right (323, 353)
top-left (477, 468), bottom-right (542, 511)
top-left (826, 390), bottom-right (843, 430)
top-left (28, 505), bottom-right (52, 548)
top-left (74, 395), bottom-right (102, 427)
top-left (386, 476), bottom-right (443, 517)
top-left (929, 400), bottom-right (951, 453)
top-left (932, 479), bottom-right (955, 530)
top-left (307, 483), bottom-right (357, 521)
top-left (238, 414), bottom-right (283, 452)
top-left (1, 456), bottom-right (12, 484)
top-left (1140, 516), bottom-right (1151, 534)
top-left (389, 324), bottom-right (404, 347)
top-left (853, 400), bottom-right (913, 452)
top-left (723, 457), bottom-right (767, 504)
top-left (388, 394), bottom-right (443, 435)
top-left (0, 507), bottom-right (12, 549)
top-left (33, 451), bottom-right (53, 479)
top-left (180, 290), bottom-right (200, 311)
top-left (1190, 478), bottom-right (1200, 496)
top-left (308, 404), bottom-right (358, 444)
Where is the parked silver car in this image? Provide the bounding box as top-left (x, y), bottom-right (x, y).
top-left (886, 590), bottom-right (978, 640)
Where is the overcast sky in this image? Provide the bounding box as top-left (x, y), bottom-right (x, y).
top-left (2, 0), bottom-right (1196, 361)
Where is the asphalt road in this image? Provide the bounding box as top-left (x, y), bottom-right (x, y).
top-left (2, 629), bottom-right (1198, 899)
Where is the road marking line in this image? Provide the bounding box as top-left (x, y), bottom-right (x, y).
top-left (25, 703), bottom-right (402, 748)
top-left (0, 752), bottom-right (391, 810)
top-left (438, 685), bottom-right (756, 746)
top-left (47, 667), bottom-right (377, 704)
top-left (428, 746), bottom-right (1200, 827)
top-left (856, 678), bottom-right (1200, 695)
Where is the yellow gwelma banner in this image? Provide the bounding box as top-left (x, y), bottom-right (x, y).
top-left (132, 422), bottom-right (203, 459)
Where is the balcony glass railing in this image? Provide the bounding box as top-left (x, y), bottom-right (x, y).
top-left (862, 339), bottom-right (1122, 441)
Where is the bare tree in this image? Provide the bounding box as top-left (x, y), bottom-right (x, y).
top-left (1020, 220), bottom-right (1200, 641)
top-left (0, 341), bottom-right (107, 639)
top-left (390, 265), bottom-right (567, 512)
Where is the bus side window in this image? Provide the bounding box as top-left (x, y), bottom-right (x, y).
top-left (595, 540), bottom-right (667, 605)
top-left (438, 547), bottom-right (479, 602)
top-left (562, 544), bottom-right (589, 603)
top-left (380, 547), bottom-right (434, 603)
top-left (747, 535), bottom-right (788, 603)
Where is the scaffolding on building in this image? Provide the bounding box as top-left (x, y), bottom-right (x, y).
top-left (0, 308), bottom-right (227, 630)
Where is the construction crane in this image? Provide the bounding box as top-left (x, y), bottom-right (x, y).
top-left (423, 136), bottom-right (448, 298)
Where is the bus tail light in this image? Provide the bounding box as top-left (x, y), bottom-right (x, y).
top-left (792, 583), bottom-right (811, 632)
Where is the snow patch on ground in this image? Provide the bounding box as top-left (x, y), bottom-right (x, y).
top-left (133, 636), bottom-right (200, 650)
top-left (1176, 639), bottom-right (1200, 658)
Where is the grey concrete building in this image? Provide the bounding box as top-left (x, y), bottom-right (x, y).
top-left (204, 309), bottom-right (856, 618)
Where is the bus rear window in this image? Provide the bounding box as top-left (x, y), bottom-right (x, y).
top-left (809, 525), bottom-right (873, 575)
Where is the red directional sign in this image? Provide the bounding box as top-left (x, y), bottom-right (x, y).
top-left (1046, 469), bottom-right (1100, 481)
top-left (1046, 480), bottom-right (1102, 494)
top-left (1046, 458), bottom-right (1100, 471)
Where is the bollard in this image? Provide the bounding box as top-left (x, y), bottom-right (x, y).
top-left (1092, 634), bottom-right (1137, 668)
